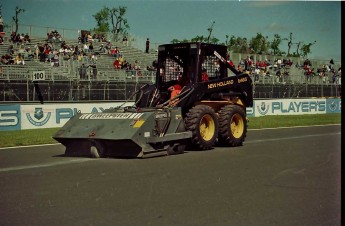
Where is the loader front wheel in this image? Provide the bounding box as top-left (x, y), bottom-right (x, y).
top-left (90, 141), bottom-right (105, 158)
top-left (185, 105), bottom-right (218, 150)
top-left (218, 105), bottom-right (247, 146)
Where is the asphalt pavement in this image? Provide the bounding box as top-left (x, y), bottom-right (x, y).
top-left (0, 125), bottom-right (341, 226)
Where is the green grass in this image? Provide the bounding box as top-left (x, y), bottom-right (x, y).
top-left (0, 114), bottom-right (341, 148)
top-left (0, 128), bottom-right (60, 148)
top-left (248, 113), bottom-right (341, 129)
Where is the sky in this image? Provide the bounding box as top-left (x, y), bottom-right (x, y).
top-left (1, 0), bottom-right (342, 61)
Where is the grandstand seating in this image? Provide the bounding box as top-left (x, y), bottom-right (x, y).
top-left (0, 32), bottom-right (341, 102)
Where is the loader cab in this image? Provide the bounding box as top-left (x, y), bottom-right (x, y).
top-left (135, 42), bottom-right (250, 108)
top-left (155, 42), bottom-right (229, 91)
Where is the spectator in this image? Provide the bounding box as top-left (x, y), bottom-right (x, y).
top-left (87, 34), bottom-right (94, 43)
top-left (89, 64), bottom-right (97, 79)
top-left (24, 33), bottom-right (31, 44)
top-left (0, 15), bottom-right (3, 33)
top-left (1, 55), bottom-right (9, 64)
top-left (79, 64), bottom-right (87, 79)
top-left (237, 64), bottom-right (243, 72)
top-left (83, 43), bottom-right (89, 53)
top-left (18, 45), bottom-right (25, 55)
top-left (145, 38), bottom-right (150, 53)
top-left (74, 45), bottom-right (80, 55)
top-left (15, 53), bottom-right (25, 65)
top-left (99, 44), bottom-right (106, 53)
top-left (14, 33), bottom-right (21, 44)
top-left (228, 59), bottom-right (235, 68)
top-left (7, 45), bottom-right (14, 55)
top-left (34, 43), bottom-right (40, 59)
top-left (89, 42), bottom-right (94, 53)
top-left (122, 36), bottom-right (128, 46)
top-left (53, 53), bottom-right (59, 67)
top-left (90, 53), bottom-right (97, 64)
top-left (276, 70), bottom-right (281, 83)
top-left (77, 52), bottom-right (84, 62)
top-left (254, 67), bottom-right (260, 82)
top-left (10, 32), bottom-right (16, 43)
top-left (113, 59), bottom-right (121, 69)
top-left (201, 68), bottom-right (209, 82)
top-left (25, 47), bottom-right (35, 59)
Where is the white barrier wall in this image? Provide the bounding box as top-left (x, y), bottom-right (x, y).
top-left (0, 98), bottom-right (341, 131)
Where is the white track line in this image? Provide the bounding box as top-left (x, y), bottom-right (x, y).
top-left (0, 159), bottom-right (92, 173)
top-left (249, 123), bottom-right (341, 131)
top-left (246, 132), bottom-right (341, 144)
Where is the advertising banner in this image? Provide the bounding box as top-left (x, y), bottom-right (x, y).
top-left (326, 98), bottom-right (341, 113)
top-left (0, 104), bottom-right (21, 131)
top-left (0, 98), bottom-right (340, 131)
top-left (21, 102), bottom-right (134, 130)
top-left (254, 99), bottom-right (327, 116)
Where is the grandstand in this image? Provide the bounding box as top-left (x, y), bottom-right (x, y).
top-left (0, 26), bottom-right (341, 102)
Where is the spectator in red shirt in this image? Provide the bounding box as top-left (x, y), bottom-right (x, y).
top-left (201, 68), bottom-right (209, 82)
top-left (113, 59), bottom-right (121, 69)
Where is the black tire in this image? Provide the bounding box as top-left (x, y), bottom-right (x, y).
top-left (90, 141), bottom-right (105, 158)
top-left (185, 105), bottom-right (218, 150)
top-left (218, 105), bottom-right (247, 146)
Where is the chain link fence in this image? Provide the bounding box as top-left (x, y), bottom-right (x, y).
top-left (0, 78), bottom-right (341, 102)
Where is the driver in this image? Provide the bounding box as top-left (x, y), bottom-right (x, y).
top-left (168, 84), bottom-right (182, 106)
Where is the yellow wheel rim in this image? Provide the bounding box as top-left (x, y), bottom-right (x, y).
top-left (199, 114), bottom-right (215, 141)
top-left (230, 113), bottom-right (244, 139)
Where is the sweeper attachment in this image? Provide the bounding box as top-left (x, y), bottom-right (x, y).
top-left (53, 42), bottom-right (253, 158)
top-left (53, 107), bottom-right (192, 158)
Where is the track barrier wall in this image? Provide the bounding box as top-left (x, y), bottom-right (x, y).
top-left (0, 98), bottom-right (341, 131)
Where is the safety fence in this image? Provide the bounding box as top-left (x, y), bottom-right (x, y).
top-left (0, 78), bottom-right (341, 102)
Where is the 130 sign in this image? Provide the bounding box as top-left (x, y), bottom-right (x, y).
top-left (33, 71), bottom-right (45, 81)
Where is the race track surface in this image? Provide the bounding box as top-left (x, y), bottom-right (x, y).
top-left (0, 125), bottom-right (341, 226)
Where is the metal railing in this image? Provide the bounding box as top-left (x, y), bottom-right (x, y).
top-left (0, 75), bottom-right (341, 103)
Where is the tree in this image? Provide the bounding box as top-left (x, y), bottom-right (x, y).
top-left (270, 34), bottom-right (283, 55)
top-left (287, 32), bottom-right (294, 56)
top-left (206, 21), bottom-right (215, 43)
top-left (93, 7), bottom-right (110, 33)
top-left (209, 37), bottom-right (219, 44)
top-left (295, 41), bottom-right (302, 56)
top-left (300, 41), bottom-right (316, 58)
top-left (249, 33), bottom-right (269, 54)
top-left (109, 6), bottom-right (130, 39)
top-left (225, 35), bottom-right (249, 53)
top-left (12, 6), bottom-right (25, 34)
top-left (93, 6), bottom-right (129, 41)
top-left (170, 38), bottom-right (180, 44)
top-left (191, 35), bottom-right (205, 42)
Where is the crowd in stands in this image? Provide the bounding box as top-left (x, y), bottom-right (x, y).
top-left (0, 29), bottom-right (341, 85)
top-left (10, 32), bottom-right (31, 44)
top-left (226, 54), bottom-right (341, 85)
top-left (1, 30), bottom-right (144, 70)
top-left (297, 58), bottom-right (341, 84)
top-left (230, 55), bottom-right (293, 83)
top-left (47, 30), bottom-right (62, 43)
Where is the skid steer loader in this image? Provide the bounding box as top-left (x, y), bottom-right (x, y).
top-left (53, 42), bottom-right (253, 158)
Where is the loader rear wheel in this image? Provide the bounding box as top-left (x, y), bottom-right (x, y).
top-left (218, 105), bottom-right (247, 146)
top-left (185, 105), bottom-right (218, 150)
